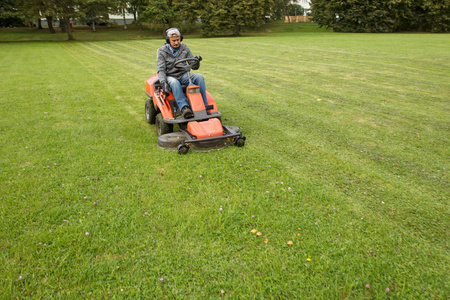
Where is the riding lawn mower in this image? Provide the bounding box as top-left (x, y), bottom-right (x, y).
top-left (145, 57), bottom-right (246, 154)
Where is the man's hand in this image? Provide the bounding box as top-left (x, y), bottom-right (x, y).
top-left (192, 55), bottom-right (202, 70)
top-left (161, 81), bottom-right (171, 96)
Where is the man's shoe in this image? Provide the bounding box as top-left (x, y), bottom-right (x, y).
top-left (205, 104), bottom-right (213, 115)
top-left (181, 106), bottom-right (194, 119)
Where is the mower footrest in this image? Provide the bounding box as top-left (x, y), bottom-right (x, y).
top-left (187, 118), bottom-right (223, 139)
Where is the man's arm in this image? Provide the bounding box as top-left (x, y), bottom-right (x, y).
top-left (156, 48), bottom-right (171, 96)
top-left (156, 49), bottom-right (167, 83)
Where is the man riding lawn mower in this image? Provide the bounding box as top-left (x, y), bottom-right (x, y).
top-left (145, 28), bottom-right (246, 154)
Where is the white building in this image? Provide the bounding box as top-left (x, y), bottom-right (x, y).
top-left (296, 0), bottom-right (311, 16)
top-left (108, 13), bottom-right (135, 25)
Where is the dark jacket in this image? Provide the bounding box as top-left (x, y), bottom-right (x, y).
top-left (157, 43), bottom-right (196, 83)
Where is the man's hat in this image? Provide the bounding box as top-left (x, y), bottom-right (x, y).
top-left (165, 28), bottom-right (183, 42)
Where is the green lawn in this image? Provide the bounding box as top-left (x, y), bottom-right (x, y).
top-left (0, 26), bottom-right (449, 298)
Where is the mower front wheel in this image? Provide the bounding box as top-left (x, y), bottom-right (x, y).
top-left (145, 98), bottom-right (157, 124)
top-left (155, 113), bottom-right (173, 136)
top-left (234, 136), bottom-right (246, 147)
top-left (177, 144), bottom-right (189, 155)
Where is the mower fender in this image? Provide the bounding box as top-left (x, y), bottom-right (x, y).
top-left (206, 92), bottom-right (218, 113)
top-left (158, 94), bottom-right (174, 119)
top-left (146, 74), bottom-right (158, 95)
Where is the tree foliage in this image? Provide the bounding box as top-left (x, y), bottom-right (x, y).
top-left (128, 0), bottom-right (147, 22)
top-left (79, 0), bottom-right (110, 31)
top-left (272, 0), bottom-right (303, 20)
top-left (139, 0), bottom-right (181, 33)
top-left (4, 0), bottom-right (448, 36)
top-left (139, 0), bottom-right (272, 36)
top-left (188, 0), bottom-right (273, 36)
top-left (287, 4), bottom-right (304, 16)
top-left (311, 0), bottom-right (449, 33)
top-left (1, 0), bottom-right (30, 27)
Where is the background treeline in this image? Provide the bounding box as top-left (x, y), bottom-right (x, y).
top-left (0, 0), bottom-right (305, 36)
top-left (311, 0), bottom-right (449, 33)
top-left (1, 0), bottom-right (448, 37)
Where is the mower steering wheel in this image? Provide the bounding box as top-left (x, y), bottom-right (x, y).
top-left (174, 57), bottom-right (200, 70)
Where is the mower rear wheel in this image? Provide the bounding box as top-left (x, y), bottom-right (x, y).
top-left (145, 99), bottom-right (157, 124)
top-left (155, 113), bottom-right (173, 136)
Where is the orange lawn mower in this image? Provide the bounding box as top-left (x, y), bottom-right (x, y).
top-left (145, 57), bottom-right (246, 154)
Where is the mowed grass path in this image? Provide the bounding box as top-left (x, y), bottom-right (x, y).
top-left (0, 30), bottom-right (449, 298)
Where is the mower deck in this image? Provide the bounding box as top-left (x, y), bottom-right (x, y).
top-left (157, 125), bottom-right (243, 151)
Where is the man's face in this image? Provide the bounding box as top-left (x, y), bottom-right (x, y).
top-left (169, 36), bottom-right (181, 49)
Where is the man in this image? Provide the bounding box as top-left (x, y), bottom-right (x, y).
top-left (157, 28), bottom-right (208, 119)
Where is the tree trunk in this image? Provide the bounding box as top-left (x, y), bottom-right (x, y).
top-left (418, 22), bottom-right (423, 31)
top-left (92, 21), bottom-right (96, 32)
top-left (46, 16), bottom-right (55, 33)
top-left (36, 8), bottom-right (43, 29)
top-left (66, 19), bottom-right (74, 40)
top-left (122, 8), bottom-right (128, 29)
top-left (60, 19), bottom-right (66, 33)
top-left (234, 20), bottom-right (240, 36)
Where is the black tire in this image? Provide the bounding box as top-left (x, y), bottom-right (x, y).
top-left (145, 99), bottom-right (157, 124)
top-left (234, 136), bottom-right (246, 147)
top-left (177, 144), bottom-right (189, 155)
top-left (155, 113), bottom-right (173, 136)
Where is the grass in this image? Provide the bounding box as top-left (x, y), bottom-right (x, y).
top-left (0, 24), bottom-right (449, 298)
top-left (0, 24), bottom-right (161, 42)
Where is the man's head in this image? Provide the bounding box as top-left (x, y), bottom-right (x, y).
top-left (166, 28), bottom-right (182, 49)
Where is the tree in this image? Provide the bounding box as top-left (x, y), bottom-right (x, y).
top-left (311, 0), bottom-right (449, 33)
top-left (31, 0), bottom-right (58, 33)
top-left (127, 0), bottom-right (149, 30)
top-left (195, 0), bottom-right (272, 36)
top-left (311, 0), bottom-right (397, 33)
top-left (139, 0), bottom-right (180, 33)
top-left (22, 0), bottom-right (85, 39)
top-left (80, 0), bottom-right (110, 32)
top-left (54, 0), bottom-right (82, 39)
top-left (287, 3), bottom-right (304, 16)
top-left (272, 0), bottom-right (301, 21)
top-left (1, 0), bottom-right (26, 27)
top-left (118, 0), bottom-right (128, 29)
top-left (175, 0), bottom-right (200, 25)
top-left (410, 0), bottom-right (449, 32)
top-left (128, 0), bottom-right (147, 22)
top-left (4, 0), bottom-right (59, 32)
